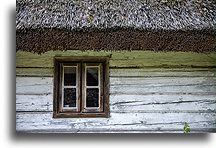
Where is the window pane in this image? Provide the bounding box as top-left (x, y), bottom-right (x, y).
top-left (86, 67), bottom-right (98, 86)
top-left (64, 88), bottom-right (76, 107)
top-left (86, 88), bottom-right (99, 107)
top-left (64, 67), bottom-right (76, 86)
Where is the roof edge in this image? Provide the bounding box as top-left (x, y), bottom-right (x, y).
top-left (16, 28), bottom-right (215, 54)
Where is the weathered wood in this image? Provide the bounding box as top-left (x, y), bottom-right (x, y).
top-left (110, 77), bottom-right (215, 85)
top-left (110, 77), bottom-right (215, 94)
top-left (110, 85), bottom-right (215, 94)
top-left (16, 67), bottom-right (216, 77)
top-left (16, 95), bottom-right (53, 111)
top-left (110, 69), bottom-right (216, 77)
top-left (15, 49), bottom-right (216, 133)
top-left (16, 50), bottom-right (110, 68)
top-left (110, 94), bottom-right (216, 112)
top-left (16, 94), bottom-right (216, 112)
top-left (16, 68), bottom-right (53, 77)
top-left (16, 50), bottom-right (216, 68)
top-left (16, 77), bottom-right (53, 94)
top-left (16, 76), bottom-right (216, 94)
top-left (17, 128), bottom-right (216, 133)
top-left (16, 112), bottom-right (216, 133)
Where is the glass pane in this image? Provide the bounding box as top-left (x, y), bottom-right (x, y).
top-left (64, 67), bottom-right (76, 86)
top-left (86, 67), bottom-right (98, 86)
top-left (63, 88), bottom-right (76, 107)
top-left (86, 88), bottom-right (99, 107)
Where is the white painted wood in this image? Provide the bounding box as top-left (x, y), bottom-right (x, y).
top-left (16, 76), bottom-right (216, 112)
top-left (110, 77), bottom-right (216, 85)
top-left (16, 77), bottom-right (216, 94)
top-left (16, 94), bottom-right (215, 112)
top-left (16, 95), bottom-right (53, 111)
top-left (16, 77), bottom-right (53, 94)
top-left (110, 69), bottom-right (216, 77)
top-left (110, 85), bottom-right (215, 94)
top-left (110, 94), bottom-right (216, 112)
top-left (15, 66), bottom-right (216, 133)
top-left (110, 77), bottom-right (216, 94)
top-left (16, 112), bottom-right (216, 133)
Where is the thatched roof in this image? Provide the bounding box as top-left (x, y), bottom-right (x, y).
top-left (16, 0), bottom-right (215, 53)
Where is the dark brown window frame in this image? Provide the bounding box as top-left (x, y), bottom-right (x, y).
top-left (53, 57), bottom-right (109, 118)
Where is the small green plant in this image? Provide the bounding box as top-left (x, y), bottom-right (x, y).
top-left (183, 122), bottom-right (191, 133)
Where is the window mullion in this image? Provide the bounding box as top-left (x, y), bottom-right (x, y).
top-left (81, 63), bottom-right (85, 112)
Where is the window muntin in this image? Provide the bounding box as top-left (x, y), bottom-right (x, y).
top-left (83, 64), bottom-right (103, 112)
top-left (60, 63), bottom-right (80, 112)
top-left (53, 58), bottom-right (108, 118)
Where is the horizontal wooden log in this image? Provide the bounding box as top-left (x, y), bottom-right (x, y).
top-left (16, 77), bottom-right (53, 94)
top-left (110, 77), bottom-right (215, 94)
top-left (16, 94), bottom-right (216, 112)
top-left (16, 50), bottom-right (110, 68)
top-left (110, 85), bottom-right (215, 94)
top-left (16, 77), bottom-right (216, 94)
top-left (110, 69), bottom-right (216, 77)
top-left (16, 68), bottom-right (53, 77)
top-left (16, 67), bottom-right (216, 77)
top-left (110, 94), bottom-right (216, 112)
top-left (16, 112), bottom-right (216, 133)
top-left (16, 95), bottom-right (53, 111)
top-left (16, 50), bottom-right (216, 68)
top-left (110, 77), bottom-right (216, 85)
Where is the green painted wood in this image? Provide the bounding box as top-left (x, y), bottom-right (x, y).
top-left (16, 50), bottom-right (216, 68)
top-left (16, 68), bottom-right (54, 77)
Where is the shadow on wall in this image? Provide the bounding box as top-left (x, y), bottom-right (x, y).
top-left (12, 8), bottom-right (209, 142)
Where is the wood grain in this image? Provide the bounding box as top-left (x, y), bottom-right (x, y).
top-left (16, 68), bottom-right (216, 77)
top-left (16, 50), bottom-right (216, 68)
top-left (16, 77), bottom-right (53, 94)
top-left (16, 112), bottom-right (216, 133)
top-left (16, 94), bottom-right (216, 112)
top-left (16, 50), bottom-right (216, 133)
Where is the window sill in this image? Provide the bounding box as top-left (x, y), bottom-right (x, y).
top-left (53, 112), bottom-right (109, 118)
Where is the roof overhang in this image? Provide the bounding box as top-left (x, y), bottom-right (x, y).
top-left (16, 0), bottom-right (216, 53)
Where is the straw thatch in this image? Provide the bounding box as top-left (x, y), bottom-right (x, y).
top-left (16, 0), bottom-right (215, 53)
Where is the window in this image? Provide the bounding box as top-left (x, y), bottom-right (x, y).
top-left (53, 57), bottom-right (109, 118)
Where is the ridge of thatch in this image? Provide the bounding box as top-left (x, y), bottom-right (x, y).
top-left (16, 0), bottom-right (215, 31)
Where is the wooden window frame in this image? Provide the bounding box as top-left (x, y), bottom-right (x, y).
top-left (53, 57), bottom-right (109, 118)
top-left (59, 63), bottom-right (80, 113)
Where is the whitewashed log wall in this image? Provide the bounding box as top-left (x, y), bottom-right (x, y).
top-left (16, 51), bottom-right (216, 133)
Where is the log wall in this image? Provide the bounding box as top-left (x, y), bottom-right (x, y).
top-left (16, 50), bottom-right (216, 133)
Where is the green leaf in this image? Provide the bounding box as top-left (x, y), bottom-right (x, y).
top-left (183, 122), bottom-right (191, 133)
top-left (186, 128), bottom-right (191, 133)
